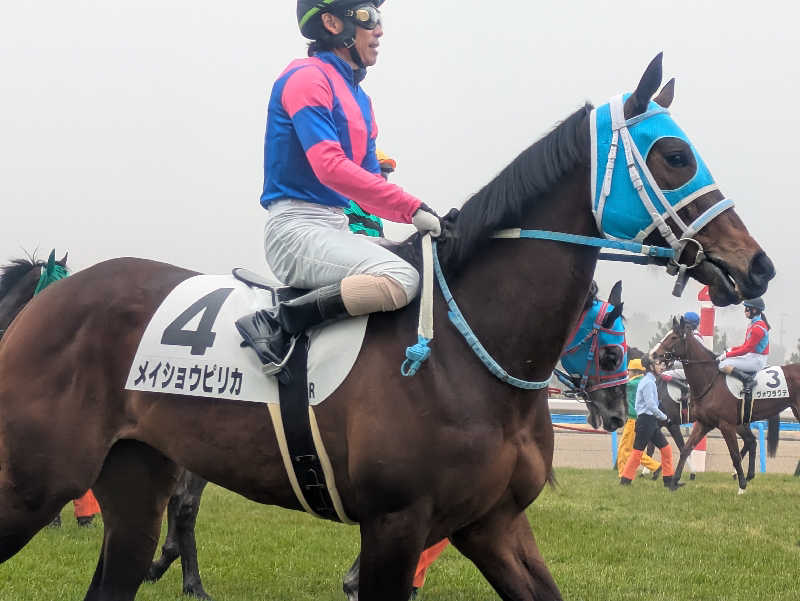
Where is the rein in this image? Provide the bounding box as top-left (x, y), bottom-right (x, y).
top-left (662, 343), bottom-right (719, 401)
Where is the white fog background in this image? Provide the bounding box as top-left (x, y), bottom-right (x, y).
top-left (2, 1), bottom-right (798, 359)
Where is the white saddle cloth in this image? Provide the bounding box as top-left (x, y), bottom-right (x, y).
top-left (724, 366), bottom-right (789, 400)
top-left (124, 275), bottom-right (368, 405)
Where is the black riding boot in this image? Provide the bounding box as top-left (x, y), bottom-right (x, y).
top-left (729, 367), bottom-right (756, 396)
top-left (235, 283), bottom-right (348, 366)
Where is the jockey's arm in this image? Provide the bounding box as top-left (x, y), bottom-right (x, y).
top-left (282, 67), bottom-right (421, 223)
top-left (725, 325), bottom-right (765, 357)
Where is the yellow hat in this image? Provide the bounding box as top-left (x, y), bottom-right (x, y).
top-left (627, 358), bottom-right (644, 372)
top-left (376, 149), bottom-right (396, 171)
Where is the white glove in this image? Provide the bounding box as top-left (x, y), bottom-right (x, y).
top-left (717, 351), bottom-right (727, 362)
top-left (412, 206), bottom-right (441, 237)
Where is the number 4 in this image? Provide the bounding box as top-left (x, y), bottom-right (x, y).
top-left (161, 288), bottom-right (234, 355)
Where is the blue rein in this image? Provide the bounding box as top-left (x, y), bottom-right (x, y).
top-left (401, 234), bottom-right (639, 390)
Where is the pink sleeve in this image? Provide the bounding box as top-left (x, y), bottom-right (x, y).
top-left (306, 140), bottom-right (421, 223)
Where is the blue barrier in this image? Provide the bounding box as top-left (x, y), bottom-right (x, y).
top-left (550, 414), bottom-right (798, 474)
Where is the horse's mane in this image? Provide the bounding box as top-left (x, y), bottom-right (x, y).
top-left (439, 103), bottom-right (593, 271)
top-left (0, 257), bottom-right (42, 301)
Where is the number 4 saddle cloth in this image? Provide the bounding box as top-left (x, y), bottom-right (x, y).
top-left (125, 274), bottom-right (367, 405)
top-left (125, 273), bottom-right (368, 523)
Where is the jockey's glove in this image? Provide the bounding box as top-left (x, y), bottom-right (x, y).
top-left (412, 204), bottom-right (442, 238)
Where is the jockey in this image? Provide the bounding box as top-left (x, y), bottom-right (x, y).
top-left (717, 297), bottom-right (770, 394)
top-left (660, 310), bottom-right (703, 394)
top-left (236, 1), bottom-right (441, 370)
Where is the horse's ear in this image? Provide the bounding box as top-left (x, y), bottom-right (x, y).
top-left (57, 252), bottom-right (68, 267)
top-left (625, 52), bottom-right (663, 117)
top-left (603, 302), bottom-right (623, 328)
top-left (679, 316), bottom-right (686, 331)
top-left (653, 78), bottom-right (675, 108)
top-left (672, 316), bottom-right (679, 331)
top-left (608, 280), bottom-right (622, 307)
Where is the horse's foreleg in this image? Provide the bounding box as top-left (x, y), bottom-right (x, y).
top-left (145, 491), bottom-right (181, 582)
top-left (738, 426), bottom-right (757, 481)
top-left (86, 440), bottom-right (180, 601)
top-left (718, 422), bottom-right (747, 493)
top-left (672, 422), bottom-right (712, 490)
top-left (451, 510), bottom-right (561, 601)
top-left (357, 513), bottom-right (427, 601)
top-left (175, 471), bottom-right (210, 600)
top-left (667, 423), bottom-right (695, 476)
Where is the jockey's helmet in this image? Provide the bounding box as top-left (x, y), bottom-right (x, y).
top-left (743, 297), bottom-right (765, 312)
top-left (298, 1), bottom-right (385, 41)
top-left (683, 311), bottom-right (700, 328)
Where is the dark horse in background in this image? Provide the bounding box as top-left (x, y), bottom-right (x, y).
top-left (0, 55), bottom-right (773, 601)
top-left (0, 254), bottom-right (213, 600)
top-left (653, 318), bottom-right (795, 493)
top-left (629, 345), bottom-right (777, 482)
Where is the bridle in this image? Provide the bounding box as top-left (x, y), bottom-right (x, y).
top-left (555, 300), bottom-right (628, 401)
top-left (659, 333), bottom-right (719, 401)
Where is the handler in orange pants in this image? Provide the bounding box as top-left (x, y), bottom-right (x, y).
top-left (620, 356), bottom-right (680, 487)
top-left (617, 359), bottom-right (660, 478)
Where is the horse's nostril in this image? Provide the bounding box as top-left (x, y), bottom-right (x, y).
top-left (749, 251), bottom-right (775, 283)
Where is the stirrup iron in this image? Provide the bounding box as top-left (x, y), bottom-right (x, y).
top-left (261, 335), bottom-right (299, 377)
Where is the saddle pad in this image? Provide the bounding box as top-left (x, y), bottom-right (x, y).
top-left (663, 381), bottom-right (685, 405)
top-left (725, 366), bottom-right (789, 401)
top-left (124, 275), bottom-right (368, 404)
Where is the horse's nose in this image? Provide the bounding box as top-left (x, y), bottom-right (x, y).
top-left (748, 251), bottom-right (775, 292)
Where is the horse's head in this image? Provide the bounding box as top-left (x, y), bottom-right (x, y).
top-left (560, 280), bottom-right (627, 431)
top-left (0, 251), bottom-right (68, 339)
top-left (592, 53), bottom-right (774, 306)
top-left (650, 316), bottom-right (691, 365)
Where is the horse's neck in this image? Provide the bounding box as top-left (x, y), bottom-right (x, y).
top-left (447, 171), bottom-right (597, 382)
top-left (0, 273), bottom-right (38, 333)
top-left (682, 338), bottom-right (717, 398)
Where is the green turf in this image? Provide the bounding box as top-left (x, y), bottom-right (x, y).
top-left (2, 468), bottom-right (798, 600)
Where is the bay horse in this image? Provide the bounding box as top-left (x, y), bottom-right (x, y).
top-left (0, 54), bottom-right (774, 601)
top-left (652, 318), bottom-right (795, 493)
top-left (0, 254), bottom-right (213, 600)
top-left (630, 345), bottom-right (770, 482)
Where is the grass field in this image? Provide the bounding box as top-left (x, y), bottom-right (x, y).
top-left (2, 468), bottom-right (799, 601)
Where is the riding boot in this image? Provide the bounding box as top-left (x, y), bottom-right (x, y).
top-left (235, 283), bottom-right (348, 366)
top-left (729, 367), bottom-right (756, 398)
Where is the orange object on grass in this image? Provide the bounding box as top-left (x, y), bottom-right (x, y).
top-left (413, 538), bottom-right (450, 588)
top-left (73, 489), bottom-right (101, 518)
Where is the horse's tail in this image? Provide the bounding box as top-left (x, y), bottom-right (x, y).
top-left (767, 414), bottom-right (780, 457)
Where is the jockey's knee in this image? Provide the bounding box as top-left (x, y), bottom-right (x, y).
top-left (341, 273), bottom-right (416, 315)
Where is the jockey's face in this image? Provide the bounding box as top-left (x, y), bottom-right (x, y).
top-left (745, 306), bottom-right (755, 319)
top-left (353, 13), bottom-right (382, 67)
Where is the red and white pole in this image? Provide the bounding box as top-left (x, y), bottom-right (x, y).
top-left (690, 286), bottom-right (714, 473)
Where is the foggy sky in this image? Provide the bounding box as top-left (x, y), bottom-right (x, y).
top-left (2, 1), bottom-right (799, 356)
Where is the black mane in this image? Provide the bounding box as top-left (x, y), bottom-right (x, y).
top-left (439, 104), bottom-right (592, 270)
top-left (0, 257), bottom-right (42, 301)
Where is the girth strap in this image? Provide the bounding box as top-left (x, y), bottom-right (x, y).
top-left (269, 333), bottom-right (354, 523)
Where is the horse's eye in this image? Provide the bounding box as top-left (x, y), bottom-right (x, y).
top-left (599, 346), bottom-right (622, 371)
top-left (665, 152), bottom-right (688, 167)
